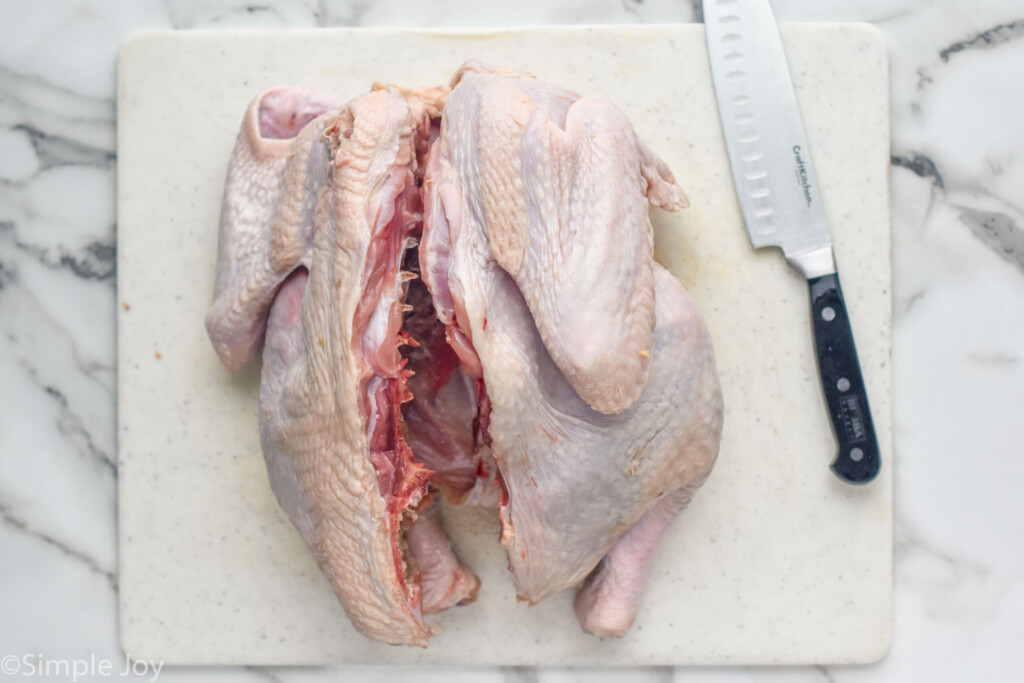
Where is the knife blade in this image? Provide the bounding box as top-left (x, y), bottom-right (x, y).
top-left (702, 0), bottom-right (881, 484)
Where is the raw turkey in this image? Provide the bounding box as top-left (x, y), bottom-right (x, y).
top-left (206, 64), bottom-right (723, 646)
top-left (207, 84), bottom-right (479, 646)
top-left (420, 63), bottom-right (723, 636)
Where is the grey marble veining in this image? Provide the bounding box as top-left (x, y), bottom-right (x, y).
top-left (1, 0), bottom-right (1023, 681)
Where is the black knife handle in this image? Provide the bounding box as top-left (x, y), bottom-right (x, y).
top-left (808, 273), bottom-right (881, 484)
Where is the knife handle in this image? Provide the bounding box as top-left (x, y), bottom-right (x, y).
top-left (807, 273), bottom-right (881, 484)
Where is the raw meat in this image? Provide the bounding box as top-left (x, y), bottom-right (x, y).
top-left (420, 64), bottom-right (723, 636)
top-left (206, 86), bottom-right (342, 369)
top-left (208, 85), bottom-right (479, 646)
top-left (208, 64), bottom-right (723, 646)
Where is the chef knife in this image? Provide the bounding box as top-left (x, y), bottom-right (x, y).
top-left (702, 0), bottom-right (881, 484)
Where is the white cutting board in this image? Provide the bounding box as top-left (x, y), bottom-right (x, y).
top-left (117, 25), bottom-right (892, 666)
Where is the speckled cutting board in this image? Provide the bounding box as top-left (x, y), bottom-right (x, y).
top-left (117, 25), bottom-right (892, 665)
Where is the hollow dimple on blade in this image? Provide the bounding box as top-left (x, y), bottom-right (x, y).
top-left (703, 0), bottom-right (833, 261)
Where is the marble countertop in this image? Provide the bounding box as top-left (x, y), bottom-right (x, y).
top-left (1, 0), bottom-right (1021, 681)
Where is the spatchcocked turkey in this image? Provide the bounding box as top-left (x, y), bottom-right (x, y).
top-left (206, 63), bottom-right (723, 646)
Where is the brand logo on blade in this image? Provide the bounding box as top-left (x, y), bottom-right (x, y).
top-left (792, 145), bottom-right (812, 207)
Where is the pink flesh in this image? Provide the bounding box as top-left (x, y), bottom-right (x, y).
top-left (349, 111), bottom-right (489, 608)
top-left (419, 142), bottom-right (483, 381)
top-left (224, 73), bottom-right (719, 642)
top-left (404, 498), bottom-right (480, 614)
top-left (415, 67), bottom-right (722, 631)
top-left (401, 276), bottom-right (481, 503)
top-left (355, 176), bottom-right (423, 380)
top-left (350, 148), bottom-right (433, 603)
top-left (419, 125), bottom-right (495, 474)
top-left (258, 89), bottom-right (341, 139)
top-left (343, 104), bottom-right (488, 615)
top-left (213, 89), bottom-right (495, 645)
top-left (206, 87), bottom-right (342, 373)
top-left (264, 173), bottom-right (432, 606)
top-left (419, 143), bottom-right (457, 325)
top-left (268, 267), bottom-right (308, 337)
top-left (573, 486), bottom-right (697, 637)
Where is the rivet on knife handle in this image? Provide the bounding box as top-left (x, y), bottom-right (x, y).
top-left (808, 271), bottom-right (880, 484)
